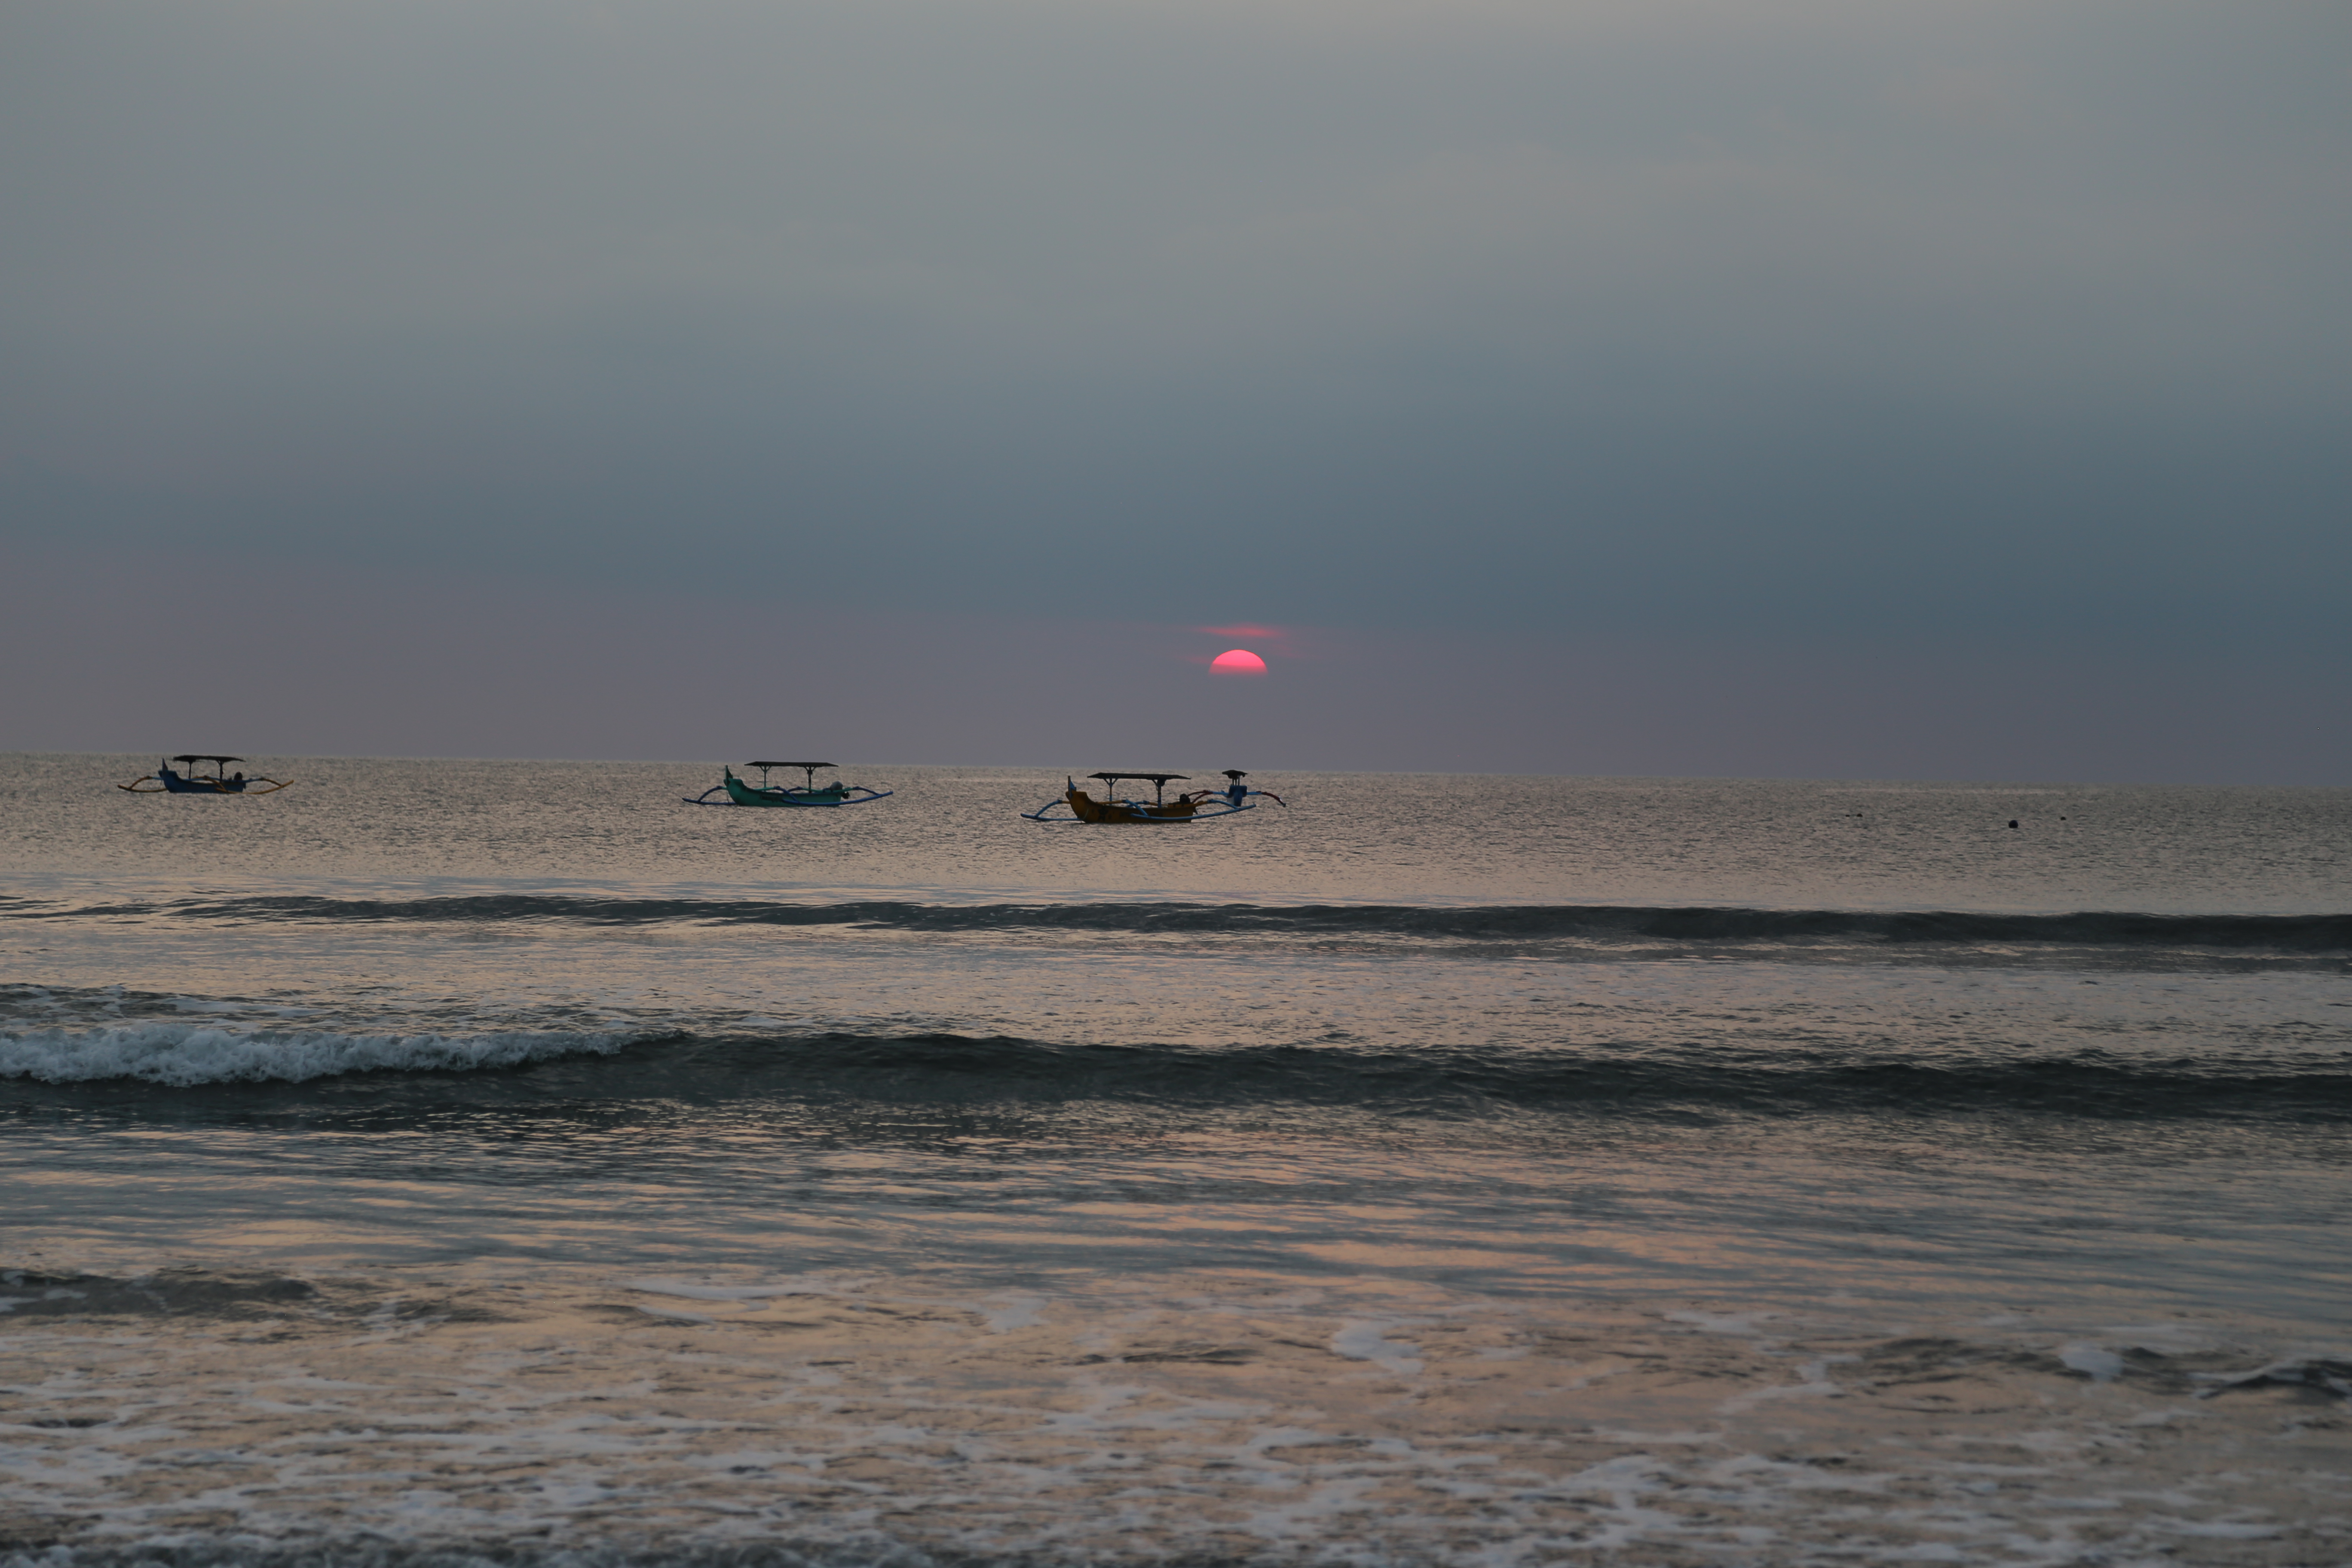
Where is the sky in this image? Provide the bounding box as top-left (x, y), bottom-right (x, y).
top-left (3, 0), bottom-right (2346, 781)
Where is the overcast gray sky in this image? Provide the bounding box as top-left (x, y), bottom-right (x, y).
top-left (3, 0), bottom-right (2346, 779)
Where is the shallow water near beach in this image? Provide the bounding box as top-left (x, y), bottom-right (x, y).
top-left (3, 754), bottom-right (2349, 1565)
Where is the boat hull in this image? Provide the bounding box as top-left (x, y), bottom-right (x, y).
top-left (1062, 789), bottom-right (1201, 824)
top-left (160, 772), bottom-right (240, 793)
top-left (722, 776), bottom-right (856, 807)
top-left (683, 770), bottom-right (891, 807)
top-left (121, 767), bottom-right (288, 794)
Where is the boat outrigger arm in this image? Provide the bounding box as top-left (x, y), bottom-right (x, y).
top-left (118, 756), bottom-right (293, 795)
top-left (685, 761), bottom-right (894, 808)
top-left (1022, 769), bottom-right (1285, 825)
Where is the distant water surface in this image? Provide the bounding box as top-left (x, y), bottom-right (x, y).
top-left (6, 756), bottom-right (2347, 911)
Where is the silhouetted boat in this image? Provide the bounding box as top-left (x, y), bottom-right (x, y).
top-left (118, 756), bottom-right (292, 795)
top-left (685, 761), bottom-right (893, 808)
top-left (1023, 770), bottom-right (1282, 825)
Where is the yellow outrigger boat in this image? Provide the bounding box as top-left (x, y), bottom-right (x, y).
top-left (1023, 771), bottom-right (1283, 825)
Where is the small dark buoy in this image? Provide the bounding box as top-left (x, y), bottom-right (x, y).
top-left (2008, 820), bottom-right (2018, 829)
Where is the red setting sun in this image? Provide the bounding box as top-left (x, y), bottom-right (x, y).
top-left (1210, 649), bottom-right (1268, 676)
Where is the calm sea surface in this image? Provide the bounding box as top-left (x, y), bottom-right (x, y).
top-left (3, 754), bottom-right (2348, 1565)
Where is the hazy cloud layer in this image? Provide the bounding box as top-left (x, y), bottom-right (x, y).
top-left (3, 0), bottom-right (2346, 776)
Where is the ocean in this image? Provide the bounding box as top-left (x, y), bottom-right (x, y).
top-left (3, 753), bottom-right (2347, 1566)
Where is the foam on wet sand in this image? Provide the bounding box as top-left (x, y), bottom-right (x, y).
top-left (1, 1268), bottom-right (2343, 1565)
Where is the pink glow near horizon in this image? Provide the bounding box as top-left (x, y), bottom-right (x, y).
top-left (1199, 623), bottom-right (1296, 661)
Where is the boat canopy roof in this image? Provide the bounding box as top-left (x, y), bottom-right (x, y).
top-left (748, 760), bottom-right (833, 769)
top-left (1090, 772), bottom-right (1188, 784)
top-left (172, 754), bottom-right (242, 764)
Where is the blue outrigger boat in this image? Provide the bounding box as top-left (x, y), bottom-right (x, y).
top-left (686, 761), bottom-right (893, 808)
top-left (119, 755), bottom-right (292, 795)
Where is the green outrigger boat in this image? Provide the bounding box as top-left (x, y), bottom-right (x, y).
top-left (685, 761), bottom-right (893, 808)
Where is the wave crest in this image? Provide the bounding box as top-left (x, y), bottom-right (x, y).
top-left (9, 894), bottom-right (2348, 956)
top-left (0, 1022), bottom-right (636, 1086)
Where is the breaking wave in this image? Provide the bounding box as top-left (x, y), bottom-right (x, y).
top-left (0, 1021), bottom-right (637, 1086)
top-left (6, 893), bottom-right (2348, 957)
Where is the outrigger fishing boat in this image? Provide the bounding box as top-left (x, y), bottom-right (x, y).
top-left (118, 756), bottom-right (292, 795)
top-left (685, 761), bottom-right (893, 808)
top-left (1022, 770), bottom-right (1283, 825)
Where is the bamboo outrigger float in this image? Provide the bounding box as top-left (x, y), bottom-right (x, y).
top-left (1023, 770), bottom-right (1283, 825)
top-left (118, 756), bottom-right (292, 795)
top-left (685, 761), bottom-right (893, 808)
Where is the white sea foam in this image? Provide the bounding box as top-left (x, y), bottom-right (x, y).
top-left (0, 1023), bottom-right (633, 1085)
top-left (633, 1304), bottom-right (718, 1325)
top-left (1329, 1320), bottom-right (1424, 1373)
top-left (1667, 1310), bottom-right (1778, 1336)
top-left (979, 1292), bottom-right (1048, 1332)
top-left (2059, 1343), bottom-right (2126, 1383)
